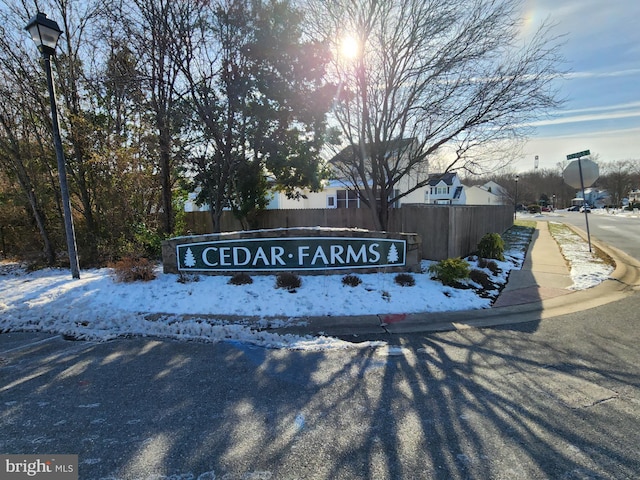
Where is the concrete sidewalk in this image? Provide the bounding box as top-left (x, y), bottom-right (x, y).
top-left (492, 221), bottom-right (573, 308)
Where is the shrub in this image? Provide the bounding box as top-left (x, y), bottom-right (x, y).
top-left (275, 272), bottom-right (301, 291)
top-left (342, 274), bottom-right (362, 287)
top-left (228, 272), bottom-right (253, 285)
top-left (528, 204), bottom-right (541, 214)
top-left (486, 260), bottom-right (500, 275)
top-left (477, 257), bottom-right (500, 274)
top-left (132, 222), bottom-right (164, 259)
top-left (111, 256), bottom-right (156, 282)
top-left (469, 269), bottom-right (494, 290)
top-left (428, 258), bottom-right (470, 286)
top-left (477, 233), bottom-right (505, 261)
top-left (177, 272), bottom-right (200, 284)
top-left (469, 269), bottom-right (498, 298)
top-left (394, 273), bottom-right (415, 287)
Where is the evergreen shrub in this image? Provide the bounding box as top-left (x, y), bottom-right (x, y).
top-left (528, 204), bottom-right (541, 214)
top-left (428, 258), bottom-right (470, 286)
top-left (477, 232), bottom-right (505, 261)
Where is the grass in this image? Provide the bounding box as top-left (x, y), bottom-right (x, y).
top-left (548, 222), bottom-right (615, 268)
top-left (514, 219), bottom-right (536, 229)
top-left (501, 223), bottom-right (535, 260)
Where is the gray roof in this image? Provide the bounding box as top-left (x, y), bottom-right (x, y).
top-left (329, 138), bottom-right (417, 165)
top-left (426, 172), bottom-right (457, 186)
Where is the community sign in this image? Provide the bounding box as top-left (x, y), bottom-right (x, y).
top-left (176, 237), bottom-right (407, 272)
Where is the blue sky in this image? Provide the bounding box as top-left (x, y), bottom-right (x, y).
top-left (514, 0), bottom-right (640, 171)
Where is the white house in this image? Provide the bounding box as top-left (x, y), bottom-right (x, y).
top-left (184, 191), bottom-right (210, 212)
top-left (265, 179), bottom-right (355, 210)
top-left (266, 172), bottom-right (477, 209)
top-left (463, 181), bottom-right (509, 206)
top-left (421, 172), bottom-right (465, 205)
top-left (572, 188), bottom-right (610, 208)
top-left (184, 136), bottom-right (508, 211)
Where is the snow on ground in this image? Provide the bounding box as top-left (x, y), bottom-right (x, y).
top-left (548, 222), bottom-right (615, 290)
top-left (0, 217), bottom-right (613, 349)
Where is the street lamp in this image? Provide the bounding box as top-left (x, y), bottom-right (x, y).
top-left (514, 174), bottom-right (519, 219)
top-left (25, 12), bottom-right (80, 279)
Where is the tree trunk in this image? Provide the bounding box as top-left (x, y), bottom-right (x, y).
top-left (0, 115), bottom-right (56, 265)
top-left (158, 121), bottom-right (174, 236)
top-left (20, 170), bottom-right (56, 265)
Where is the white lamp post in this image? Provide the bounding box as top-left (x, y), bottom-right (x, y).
top-left (25, 12), bottom-right (80, 279)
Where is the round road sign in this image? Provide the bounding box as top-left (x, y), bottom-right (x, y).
top-left (563, 159), bottom-right (599, 189)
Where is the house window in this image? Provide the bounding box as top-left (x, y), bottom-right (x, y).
top-left (336, 189), bottom-right (360, 208)
top-left (326, 195), bottom-right (337, 209)
top-left (436, 186), bottom-right (449, 195)
top-left (376, 189), bottom-right (400, 209)
top-left (389, 189), bottom-right (400, 209)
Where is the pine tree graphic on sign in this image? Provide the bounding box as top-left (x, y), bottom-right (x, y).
top-left (183, 247), bottom-right (196, 268)
top-left (387, 244), bottom-right (399, 263)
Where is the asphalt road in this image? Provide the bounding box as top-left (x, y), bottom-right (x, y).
top-left (2, 296), bottom-right (640, 479)
top-left (555, 211), bottom-right (640, 259)
top-left (2, 214), bottom-right (639, 479)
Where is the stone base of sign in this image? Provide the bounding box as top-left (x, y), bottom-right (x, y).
top-left (162, 227), bottom-right (422, 275)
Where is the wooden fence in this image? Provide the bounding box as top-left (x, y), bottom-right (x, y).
top-left (184, 204), bottom-right (513, 260)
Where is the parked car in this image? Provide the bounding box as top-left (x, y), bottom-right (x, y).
top-left (567, 205), bottom-right (580, 211)
top-left (579, 206), bottom-right (591, 213)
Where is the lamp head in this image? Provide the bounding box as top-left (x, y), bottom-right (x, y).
top-left (25, 12), bottom-right (62, 55)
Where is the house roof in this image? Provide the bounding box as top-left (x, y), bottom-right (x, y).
top-left (329, 138), bottom-right (417, 165)
top-left (427, 172), bottom-right (457, 186)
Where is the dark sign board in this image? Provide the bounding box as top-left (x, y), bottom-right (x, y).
top-left (566, 150), bottom-right (591, 160)
top-left (176, 237), bottom-right (407, 272)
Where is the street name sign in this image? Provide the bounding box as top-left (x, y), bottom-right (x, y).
top-left (566, 150), bottom-right (591, 160)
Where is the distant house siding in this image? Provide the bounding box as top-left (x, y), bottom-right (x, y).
top-left (464, 186), bottom-right (503, 205)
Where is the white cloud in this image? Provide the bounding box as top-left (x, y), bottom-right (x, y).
top-left (520, 127), bottom-right (640, 169)
top-left (528, 108), bottom-right (640, 128)
top-left (564, 69), bottom-right (640, 80)
top-left (560, 101), bottom-right (640, 116)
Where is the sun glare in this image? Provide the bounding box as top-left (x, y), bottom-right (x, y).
top-left (339, 35), bottom-right (360, 59)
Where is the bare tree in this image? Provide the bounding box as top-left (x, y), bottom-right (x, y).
top-left (116, 0), bottom-right (182, 236)
top-left (0, 85), bottom-right (57, 264)
top-left (599, 160), bottom-right (636, 207)
top-left (308, 0), bottom-right (564, 230)
top-left (0, 3), bottom-right (64, 263)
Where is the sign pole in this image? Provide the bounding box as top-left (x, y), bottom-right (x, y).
top-left (577, 157), bottom-right (593, 252)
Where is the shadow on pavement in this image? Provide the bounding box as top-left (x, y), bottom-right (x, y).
top-left (1, 325), bottom-right (639, 479)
